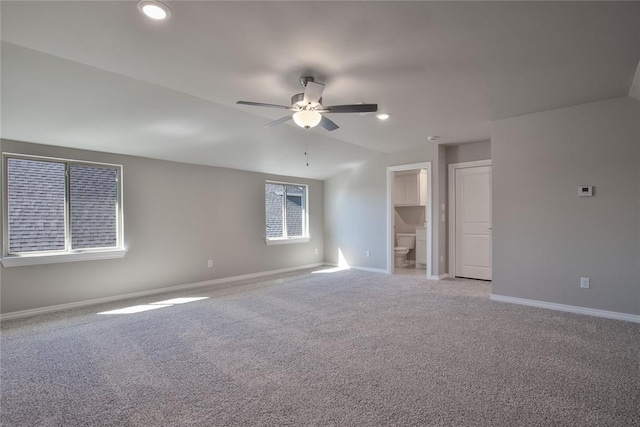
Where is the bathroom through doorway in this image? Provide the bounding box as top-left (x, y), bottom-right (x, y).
top-left (386, 162), bottom-right (432, 278)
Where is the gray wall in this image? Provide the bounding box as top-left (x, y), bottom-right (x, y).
top-left (492, 96), bottom-right (640, 315)
top-left (324, 144), bottom-right (446, 275)
top-left (0, 140), bottom-right (324, 314)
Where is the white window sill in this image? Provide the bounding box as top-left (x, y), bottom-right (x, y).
top-left (265, 237), bottom-right (310, 246)
top-left (1, 249), bottom-right (127, 267)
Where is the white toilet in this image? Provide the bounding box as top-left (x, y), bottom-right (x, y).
top-left (395, 233), bottom-right (416, 268)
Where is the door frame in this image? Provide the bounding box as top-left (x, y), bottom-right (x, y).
top-left (448, 159), bottom-right (492, 278)
top-left (386, 162), bottom-right (432, 278)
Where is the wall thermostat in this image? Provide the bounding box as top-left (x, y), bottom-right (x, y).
top-left (578, 186), bottom-right (593, 197)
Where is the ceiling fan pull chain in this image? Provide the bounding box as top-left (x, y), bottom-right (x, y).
top-left (305, 142), bottom-right (309, 167)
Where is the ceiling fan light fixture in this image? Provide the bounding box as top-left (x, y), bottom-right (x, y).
top-left (137, 0), bottom-right (171, 20)
top-left (376, 113), bottom-right (390, 120)
top-left (293, 110), bottom-right (322, 129)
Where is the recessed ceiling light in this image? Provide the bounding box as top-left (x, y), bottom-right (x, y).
top-left (376, 113), bottom-right (390, 120)
top-left (427, 136), bottom-right (439, 142)
top-left (137, 0), bottom-right (171, 20)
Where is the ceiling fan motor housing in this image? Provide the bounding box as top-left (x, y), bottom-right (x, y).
top-left (292, 93), bottom-right (322, 109)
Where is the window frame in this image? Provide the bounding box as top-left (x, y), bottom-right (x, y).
top-left (1, 153), bottom-right (126, 267)
top-left (264, 180), bottom-right (310, 245)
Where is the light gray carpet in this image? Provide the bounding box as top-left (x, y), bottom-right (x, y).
top-left (2, 269), bottom-right (639, 426)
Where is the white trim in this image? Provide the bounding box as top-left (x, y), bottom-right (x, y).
top-left (0, 263), bottom-right (324, 320)
top-left (448, 159), bottom-right (492, 170)
top-left (321, 262), bottom-right (387, 274)
top-left (2, 152), bottom-right (125, 261)
top-left (387, 162), bottom-right (432, 279)
top-left (349, 266), bottom-right (388, 274)
top-left (1, 151), bottom-right (123, 169)
top-left (490, 294), bottom-right (640, 323)
top-left (322, 262), bottom-right (442, 278)
top-left (448, 159), bottom-right (492, 278)
top-left (1, 249), bottom-right (127, 267)
top-left (265, 237), bottom-right (310, 246)
top-left (265, 180), bottom-right (309, 241)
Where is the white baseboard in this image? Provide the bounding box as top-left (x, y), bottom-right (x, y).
top-left (321, 263), bottom-right (387, 274)
top-left (0, 263), bottom-right (325, 321)
top-left (345, 265), bottom-right (445, 277)
top-left (350, 266), bottom-right (388, 274)
top-left (490, 294), bottom-right (640, 324)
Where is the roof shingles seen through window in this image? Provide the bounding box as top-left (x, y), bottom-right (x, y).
top-left (6, 158), bottom-right (119, 254)
top-left (7, 158), bottom-right (66, 253)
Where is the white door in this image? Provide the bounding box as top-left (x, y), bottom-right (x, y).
top-left (455, 165), bottom-right (492, 280)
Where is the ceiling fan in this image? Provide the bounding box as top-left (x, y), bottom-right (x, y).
top-left (237, 76), bottom-right (378, 131)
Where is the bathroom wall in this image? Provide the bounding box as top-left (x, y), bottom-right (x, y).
top-left (394, 207), bottom-right (426, 233)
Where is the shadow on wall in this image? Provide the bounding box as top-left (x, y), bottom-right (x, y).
top-left (395, 207), bottom-right (425, 232)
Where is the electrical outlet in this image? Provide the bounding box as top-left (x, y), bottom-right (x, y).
top-left (207, 259), bottom-right (214, 268)
top-left (365, 250), bottom-right (371, 258)
top-left (315, 248), bottom-right (319, 255)
top-left (580, 277), bottom-right (590, 289)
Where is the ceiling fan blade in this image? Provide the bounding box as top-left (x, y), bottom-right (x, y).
top-left (237, 101), bottom-right (293, 110)
top-left (319, 104), bottom-right (378, 113)
top-left (262, 115), bottom-right (293, 128)
top-left (319, 115), bottom-right (339, 131)
top-left (302, 81), bottom-right (325, 105)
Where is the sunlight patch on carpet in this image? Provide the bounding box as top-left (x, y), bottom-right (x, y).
top-left (98, 304), bottom-right (171, 315)
top-left (312, 266), bottom-right (349, 274)
top-left (98, 297), bottom-right (210, 315)
top-left (151, 297), bottom-right (209, 305)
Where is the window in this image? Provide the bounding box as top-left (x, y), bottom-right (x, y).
top-left (265, 181), bottom-right (308, 243)
top-left (2, 154), bottom-right (125, 266)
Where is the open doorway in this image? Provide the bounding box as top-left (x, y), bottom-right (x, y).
top-left (386, 162), bottom-right (432, 278)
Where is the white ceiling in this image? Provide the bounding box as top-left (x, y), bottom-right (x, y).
top-left (2, 1), bottom-right (639, 180)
